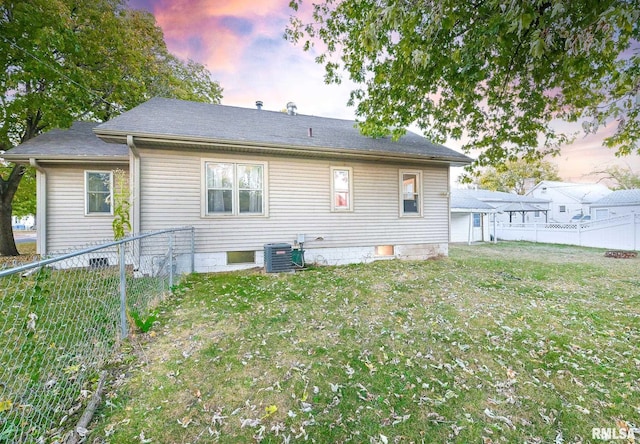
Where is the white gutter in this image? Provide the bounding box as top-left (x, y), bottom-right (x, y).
top-left (126, 135), bottom-right (141, 236)
top-left (95, 131), bottom-right (473, 167)
top-left (29, 158), bottom-right (46, 255)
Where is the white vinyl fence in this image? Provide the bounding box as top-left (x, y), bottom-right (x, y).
top-left (496, 214), bottom-right (640, 251)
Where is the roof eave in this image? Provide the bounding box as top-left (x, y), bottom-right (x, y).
top-left (3, 154), bottom-right (129, 164)
top-left (451, 208), bottom-right (497, 213)
top-left (94, 130), bottom-right (473, 167)
top-left (591, 202), bottom-right (640, 207)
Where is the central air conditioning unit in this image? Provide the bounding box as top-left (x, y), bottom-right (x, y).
top-left (264, 243), bottom-right (292, 273)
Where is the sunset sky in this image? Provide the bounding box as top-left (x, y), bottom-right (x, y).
top-left (128, 0), bottom-right (639, 185)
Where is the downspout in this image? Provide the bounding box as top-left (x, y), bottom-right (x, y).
top-left (446, 169), bottom-right (451, 247)
top-left (127, 135), bottom-right (141, 271)
top-left (29, 159), bottom-right (46, 255)
top-left (126, 135), bottom-right (141, 235)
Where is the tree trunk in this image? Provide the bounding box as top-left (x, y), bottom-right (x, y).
top-left (0, 165), bottom-right (26, 256)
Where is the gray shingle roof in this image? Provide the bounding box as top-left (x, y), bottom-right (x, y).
top-left (591, 189), bottom-right (640, 206)
top-left (530, 180), bottom-right (611, 203)
top-left (453, 188), bottom-right (549, 204)
top-left (498, 202), bottom-right (546, 212)
top-left (450, 192), bottom-right (496, 211)
top-left (94, 97), bottom-right (472, 165)
top-left (3, 122), bottom-right (128, 161)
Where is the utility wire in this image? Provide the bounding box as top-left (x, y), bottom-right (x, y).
top-left (1, 34), bottom-right (124, 112)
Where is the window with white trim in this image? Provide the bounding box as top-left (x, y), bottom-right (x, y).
top-left (85, 171), bottom-right (113, 215)
top-left (400, 171), bottom-right (422, 216)
top-left (205, 161), bottom-right (265, 215)
top-left (331, 166), bottom-right (353, 211)
top-left (473, 213), bottom-right (481, 227)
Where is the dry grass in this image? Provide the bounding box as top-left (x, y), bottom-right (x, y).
top-left (0, 241), bottom-right (38, 266)
top-left (89, 242), bottom-right (639, 443)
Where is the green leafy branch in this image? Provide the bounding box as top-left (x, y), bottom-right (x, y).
top-left (112, 169), bottom-right (131, 241)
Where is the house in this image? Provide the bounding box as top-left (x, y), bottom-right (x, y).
top-left (4, 98), bottom-right (472, 271)
top-left (589, 189), bottom-right (640, 220)
top-left (452, 189), bottom-right (550, 224)
top-left (449, 191), bottom-right (496, 243)
top-left (4, 121), bottom-right (129, 254)
top-left (12, 215), bottom-right (35, 230)
top-left (450, 188), bottom-right (551, 242)
top-left (527, 180), bottom-right (611, 223)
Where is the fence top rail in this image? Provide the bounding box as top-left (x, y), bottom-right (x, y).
top-left (498, 214), bottom-right (634, 229)
top-left (0, 226), bottom-right (194, 278)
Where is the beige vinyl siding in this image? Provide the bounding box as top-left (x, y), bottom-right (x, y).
top-left (45, 164), bottom-right (127, 253)
top-left (137, 148), bottom-right (450, 253)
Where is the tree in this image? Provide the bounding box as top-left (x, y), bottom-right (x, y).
top-left (7, 165), bottom-right (35, 217)
top-left (0, 0), bottom-right (222, 255)
top-left (593, 165), bottom-right (640, 189)
top-left (286, 1), bottom-right (639, 165)
top-left (476, 158), bottom-right (561, 195)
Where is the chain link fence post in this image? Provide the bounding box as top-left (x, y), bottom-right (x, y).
top-left (119, 244), bottom-right (128, 339)
top-left (168, 232), bottom-right (174, 289)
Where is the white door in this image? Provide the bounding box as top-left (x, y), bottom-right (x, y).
top-left (472, 213), bottom-right (483, 241)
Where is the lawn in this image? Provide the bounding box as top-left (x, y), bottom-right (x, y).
top-left (90, 242), bottom-right (639, 443)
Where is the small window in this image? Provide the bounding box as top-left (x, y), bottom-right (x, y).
top-left (375, 245), bottom-right (394, 256)
top-left (400, 171), bottom-right (422, 216)
top-left (534, 211), bottom-right (540, 218)
top-left (559, 205), bottom-right (566, 213)
top-left (85, 171), bottom-right (113, 214)
top-left (331, 167), bottom-right (353, 211)
top-left (472, 213), bottom-right (481, 228)
top-left (226, 251), bottom-right (256, 264)
top-left (205, 161), bottom-right (265, 216)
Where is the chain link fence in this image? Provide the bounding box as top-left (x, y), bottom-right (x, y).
top-left (0, 227), bottom-right (195, 443)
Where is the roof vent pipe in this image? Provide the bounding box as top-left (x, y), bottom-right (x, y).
top-left (256, 100), bottom-right (263, 110)
top-left (286, 101), bottom-right (297, 116)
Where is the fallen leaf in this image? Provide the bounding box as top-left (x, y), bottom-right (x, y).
top-left (0, 400), bottom-right (12, 412)
top-left (27, 313), bottom-right (38, 331)
top-left (262, 404), bottom-right (277, 419)
top-left (177, 416), bottom-right (192, 428)
top-left (63, 365), bottom-right (80, 375)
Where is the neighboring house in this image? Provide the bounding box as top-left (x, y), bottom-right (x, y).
top-left (527, 180), bottom-right (611, 223)
top-left (452, 189), bottom-right (550, 224)
top-left (12, 215), bottom-right (35, 230)
top-left (4, 98), bottom-right (471, 271)
top-left (450, 191), bottom-right (496, 243)
top-left (589, 189), bottom-right (640, 220)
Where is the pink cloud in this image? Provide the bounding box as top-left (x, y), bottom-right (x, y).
top-left (129, 0), bottom-right (357, 116)
top-left (554, 125), bottom-right (640, 183)
top-left (143, 0), bottom-right (288, 73)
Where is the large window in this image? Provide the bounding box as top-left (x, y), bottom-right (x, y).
top-left (331, 167), bottom-right (353, 211)
top-left (205, 161), bottom-right (265, 215)
top-left (85, 171), bottom-right (113, 214)
top-left (400, 171), bottom-right (422, 216)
